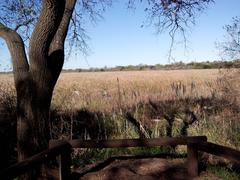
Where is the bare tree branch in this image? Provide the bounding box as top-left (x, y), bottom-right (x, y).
top-left (47, 0), bottom-right (78, 86)
top-left (49, 0), bottom-right (77, 54)
top-left (129, 0), bottom-right (213, 34)
top-left (0, 0), bottom-right (112, 56)
top-left (0, 22), bottom-right (29, 83)
top-left (0, 0), bottom-right (40, 41)
top-left (29, 0), bottom-right (65, 75)
top-left (217, 17), bottom-right (240, 59)
top-left (128, 0), bottom-right (214, 60)
top-left (64, 0), bottom-right (112, 55)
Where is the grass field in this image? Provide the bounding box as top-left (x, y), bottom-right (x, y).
top-left (1, 69), bottom-right (239, 145)
top-left (0, 69), bottom-right (221, 112)
top-left (1, 69), bottom-right (239, 178)
top-left (53, 69), bottom-right (221, 112)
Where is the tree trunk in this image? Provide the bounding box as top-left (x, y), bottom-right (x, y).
top-left (1, 1), bottom-right (77, 178)
top-left (16, 74), bottom-right (54, 179)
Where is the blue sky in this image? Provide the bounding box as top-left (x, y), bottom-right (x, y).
top-left (1, 0), bottom-right (240, 70)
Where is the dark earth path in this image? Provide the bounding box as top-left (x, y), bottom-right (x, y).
top-left (71, 158), bottom-right (219, 180)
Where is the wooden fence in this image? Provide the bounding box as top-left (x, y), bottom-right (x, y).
top-left (1, 136), bottom-right (240, 180)
top-left (0, 141), bottom-right (72, 180)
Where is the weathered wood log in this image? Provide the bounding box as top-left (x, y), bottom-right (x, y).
top-left (192, 142), bottom-right (240, 163)
top-left (50, 136), bottom-right (207, 149)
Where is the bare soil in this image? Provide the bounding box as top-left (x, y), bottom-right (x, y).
top-left (72, 158), bottom-right (219, 180)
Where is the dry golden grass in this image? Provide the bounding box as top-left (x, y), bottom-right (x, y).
top-left (1, 69), bottom-right (237, 114)
top-left (51, 69), bottom-right (240, 148)
top-left (0, 69), bottom-right (239, 149)
top-left (52, 69), bottom-right (221, 112)
top-left (0, 69), bottom-right (222, 112)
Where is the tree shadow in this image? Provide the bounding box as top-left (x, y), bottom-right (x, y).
top-left (0, 111), bottom-right (17, 170)
top-left (50, 109), bottom-right (116, 140)
top-left (72, 155), bottom-right (189, 180)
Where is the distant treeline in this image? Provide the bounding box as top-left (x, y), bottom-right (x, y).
top-left (1, 59), bottom-right (239, 74)
top-left (63, 59), bottom-right (240, 72)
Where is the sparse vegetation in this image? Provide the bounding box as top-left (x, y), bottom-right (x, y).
top-left (207, 165), bottom-right (240, 180)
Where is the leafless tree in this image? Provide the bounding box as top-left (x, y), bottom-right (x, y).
top-left (0, 0), bottom-right (212, 178)
top-left (128, 0), bottom-right (213, 58)
top-left (217, 17), bottom-right (240, 59)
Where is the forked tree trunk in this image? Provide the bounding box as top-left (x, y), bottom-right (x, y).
top-left (0, 0), bottom-right (77, 179)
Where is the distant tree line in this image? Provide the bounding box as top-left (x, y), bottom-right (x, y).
top-left (62, 59), bottom-right (240, 72)
top-left (1, 59), bottom-right (239, 74)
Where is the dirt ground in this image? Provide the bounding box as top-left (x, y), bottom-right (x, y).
top-left (72, 158), bottom-right (219, 180)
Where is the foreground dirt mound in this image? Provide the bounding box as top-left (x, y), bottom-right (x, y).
top-left (74, 158), bottom-right (218, 180)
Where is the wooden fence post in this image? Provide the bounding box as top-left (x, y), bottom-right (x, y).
top-left (187, 143), bottom-right (198, 177)
top-left (59, 145), bottom-right (72, 180)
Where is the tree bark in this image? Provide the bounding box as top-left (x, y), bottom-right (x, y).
top-left (16, 79), bottom-right (53, 179)
top-left (1, 0), bottom-right (77, 179)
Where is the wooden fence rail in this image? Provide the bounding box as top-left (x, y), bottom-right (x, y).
top-left (0, 141), bottom-right (72, 180)
top-left (49, 136), bottom-right (208, 178)
top-left (192, 141), bottom-right (240, 163)
top-left (1, 136), bottom-right (240, 180)
top-left (49, 136), bottom-right (207, 149)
